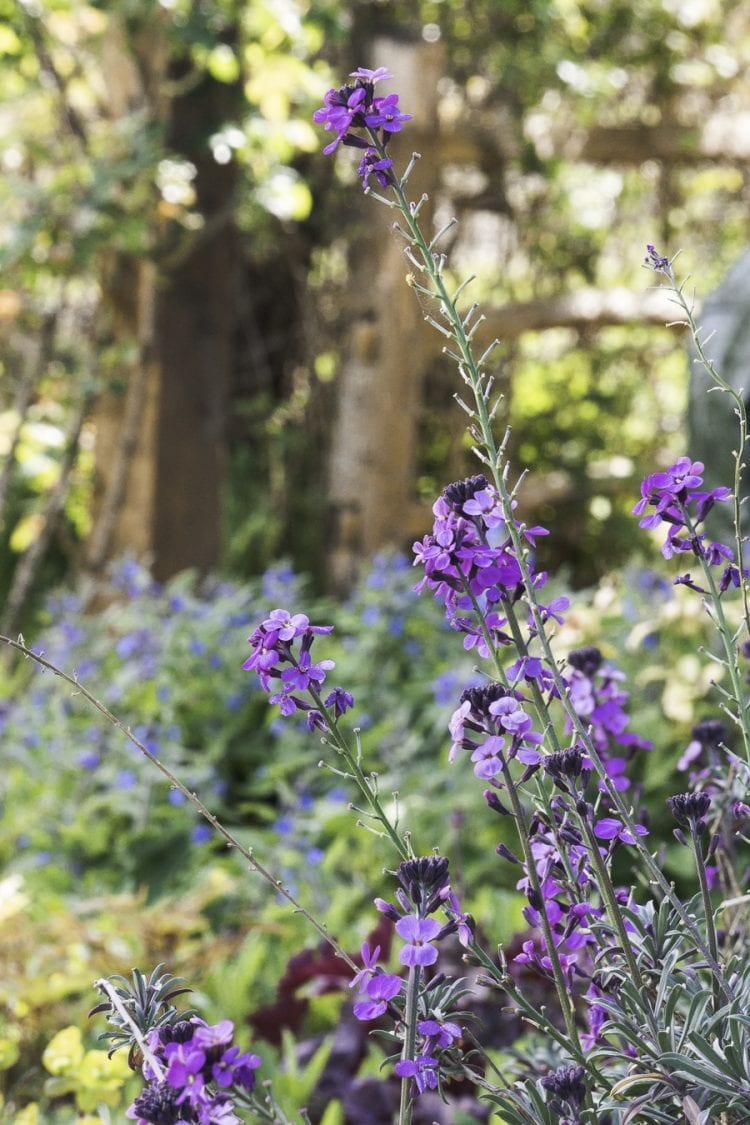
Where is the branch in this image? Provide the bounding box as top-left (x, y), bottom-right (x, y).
top-left (476, 286), bottom-right (682, 340)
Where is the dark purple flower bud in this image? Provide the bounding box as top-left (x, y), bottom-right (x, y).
top-left (442, 475), bottom-right (490, 514)
top-left (127, 1080), bottom-right (184, 1124)
top-left (484, 789), bottom-right (511, 815)
top-left (542, 1063), bottom-right (587, 1112)
top-left (397, 856), bottom-right (450, 910)
top-left (644, 243), bottom-right (670, 271)
top-left (567, 647), bottom-right (602, 678)
top-left (496, 841), bottom-right (521, 863)
top-left (732, 799), bottom-right (750, 821)
top-left (544, 748), bottom-right (587, 791)
top-left (667, 791), bottom-right (712, 834)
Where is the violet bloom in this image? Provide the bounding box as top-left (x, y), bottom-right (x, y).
top-left (164, 1041), bottom-right (206, 1106)
top-left (313, 68), bottom-right (412, 187)
top-left (353, 972), bottom-right (403, 1020)
top-left (395, 1054), bottom-right (439, 1094)
top-left (644, 243), bottom-right (670, 271)
top-left (417, 1018), bottom-right (462, 1048)
top-left (350, 940), bottom-right (381, 990)
top-left (594, 816), bottom-right (648, 847)
top-left (324, 686), bottom-right (355, 716)
top-left (357, 147), bottom-right (394, 189)
top-left (192, 1020), bottom-right (234, 1050)
top-left (396, 916), bottom-right (442, 966)
top-left (211, 1045), bottom-right (262, 1090)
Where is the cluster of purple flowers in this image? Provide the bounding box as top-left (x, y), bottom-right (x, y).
top-left (564, 645), bottom-right (651, 792)
top-left (633, 457), bottom-right (741, 591)
top-left (243, 609), bottom-right (353, 729)
top-left (127, 1018), bottom-right (261, 1124)
top-left (413, 474), bottom-right (567, 654)
top-left (313, 67), bottom-right (412, 189)
top-left (449, 681), bottom-right (543, 786)
top-left (350, 857), bottom-right (468, 1098)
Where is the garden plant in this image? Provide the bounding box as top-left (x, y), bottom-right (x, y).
top-left (4, 67), bottom-right (750, 1124)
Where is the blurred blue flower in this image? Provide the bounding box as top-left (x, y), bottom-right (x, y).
top-left (116, 769), bottom-right (136, 790)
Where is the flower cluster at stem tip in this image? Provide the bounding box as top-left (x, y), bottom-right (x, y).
top-left (127, 1018), bottom-right (260, 1124)
top-left (313, 67), bottom-right (412, 189)
top-left (633, 456), bottom-right (742, 591)
top-left (243, 609), bottom-right (353, 730)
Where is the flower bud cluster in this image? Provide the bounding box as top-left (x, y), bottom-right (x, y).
top-left (449, 681), bottom-right (543, 790)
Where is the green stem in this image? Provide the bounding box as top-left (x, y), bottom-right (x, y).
top-left (306, 683), bottom-right (411, 861)
top-left (577, 815), bottom-right (659, 1043)
top-left (398, 963), bottom-right (422, 1125)
top-left (498, 761), bottom-right (582, 1054)
top-left (691, 823), bottom-right (721, 1013)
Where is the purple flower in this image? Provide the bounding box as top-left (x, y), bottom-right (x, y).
top-left (350, 66), bottom-right (393, 83)
top-left (442, 890), bottom-right (473, 947)
top-left (350, 941), bottom-right (382, 990)
top-left (164, 1042), bottom-right (206, 1105)
top-left (211, 1045), bottom-right (262, 1090)
top-left (353, 972), bottom-right (403, 1020)
top-left (594, 817), bottom-right (648, 846)
top-left (313, 69), bottom-right (412, 183)
top-left (395, 916), bottom-right (442, 966)
top-left (417, 1018), bottom-right (461, 1048)
top-left (357, 147), bottom-right (394, 189)
top-left (192, 1020), bottom-right (234, 1050)
top-left (395, 1054), bottom-right (439, 1094)
top-left (364, 93), bottom-right (413, 132)
top-left (324, 686), bottom-right (355, 716)
top-left (644, 243), bottom-right (670, 271)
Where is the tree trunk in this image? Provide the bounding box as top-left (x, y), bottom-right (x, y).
top-left (86, 15), bottom-right (239, 582)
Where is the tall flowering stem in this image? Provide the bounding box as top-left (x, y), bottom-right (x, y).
top-left (643, 246), bottom-right (750, 760)
top-left (312, 76), bottom-right (735, 996)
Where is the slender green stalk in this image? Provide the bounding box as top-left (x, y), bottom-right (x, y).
top-left (498, 761), bottom-right (582, 1053)
top-left (306, 682), bottom-right (411, 860)
top-left (576, 816), bottom-right (659, 1042)
top-left (398, 963), bottom-right (421, 1125)
top-left (690, 822), bottom-right (721, 1013)
top-left (662, 264), bottom-right (750, 643)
